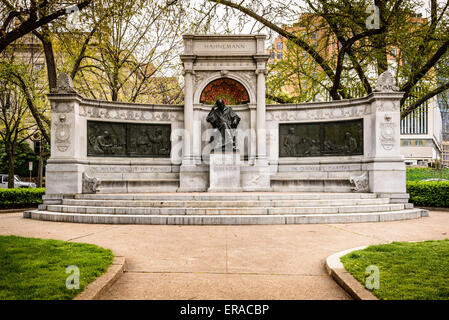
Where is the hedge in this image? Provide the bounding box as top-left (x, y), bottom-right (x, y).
top-left (407, 181), bottom-right (449, 207)
top-left (0, 188), bottom-right (45, 209)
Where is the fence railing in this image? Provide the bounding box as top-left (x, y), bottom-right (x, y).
top-left (406, 168), bottom-right (449, 181)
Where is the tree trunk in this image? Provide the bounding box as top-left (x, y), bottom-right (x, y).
top-left (33, 26), bottom-right (57, 91)
top-left (37, 140), bottom-right (43, 188)
top-left (6, 145), bottom-right (15, 189)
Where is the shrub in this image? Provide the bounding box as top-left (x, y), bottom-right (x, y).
top-left (0, 188), bottom-right (45, 209)
top-left (407, 181), bottom-right (449, 207)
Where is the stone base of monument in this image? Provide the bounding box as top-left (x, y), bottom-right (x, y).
top-left (178, 163), bottom-right (209, 192)
top-left (24, 192), bottom-right (429, 225)
top-left (208, 151), bottom-right (242, 192)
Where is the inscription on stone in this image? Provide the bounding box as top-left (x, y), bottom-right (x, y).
top-left (87, 120), bottom-right (171, 157)
top-left (279, 119), bottom-right (363, 157)
top-left (193, 41), bottom-right (256, 54)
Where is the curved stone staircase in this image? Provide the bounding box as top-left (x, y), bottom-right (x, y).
top-left (24, 192), bottom-right (428, 225)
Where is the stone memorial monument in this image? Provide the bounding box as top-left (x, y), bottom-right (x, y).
top-left (23, 33), bottom-right (429, 225)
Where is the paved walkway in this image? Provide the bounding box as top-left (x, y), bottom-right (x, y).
top-left (1, 210), bottom-right (448, 299)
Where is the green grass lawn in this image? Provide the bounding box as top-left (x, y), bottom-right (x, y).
top-left (406, 167), bottom-right (449, 181)
top-left (340, 240), bottom-right (449, 300)
top-left (0, 235), bottom-right (114, 300)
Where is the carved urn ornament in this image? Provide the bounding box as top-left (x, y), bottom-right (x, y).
top-left (374, 70), bottom-right (399, 92)
top-left (54, 73), bottom-right (77, 94)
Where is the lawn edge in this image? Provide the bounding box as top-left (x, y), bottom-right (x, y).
top-left (325, 246), bottom-right (379, 300)
top-left (74, 256), bottom-right (126, 300)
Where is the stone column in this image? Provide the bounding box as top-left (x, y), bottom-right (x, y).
top-left (178, 53), bottom-right (207, 191)
top-left (182, 69), bottom-right (194, 164)
top-left (255, 68), bottom-right (267, 163)
top-left (192, 104), bottom-right (202, 163)
top-left (248, 103), bottom-right (257, 164)
top-left (240, 53), bottom-right (272, 191)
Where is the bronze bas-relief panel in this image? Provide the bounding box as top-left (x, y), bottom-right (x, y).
top-left (87, 120), bottom-right (171, 157)
top-left (279, 119), bottom-right (363, 157)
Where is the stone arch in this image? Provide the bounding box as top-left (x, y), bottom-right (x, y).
top-left (193, 72), bottom-right (256, 105)
top-left (200, 78), bottom-right (250, 105)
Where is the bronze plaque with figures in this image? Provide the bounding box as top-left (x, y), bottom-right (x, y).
top-left (279, 119), bottom-right (363, 157)
top-left (87, 121), bottom-right (171, 157)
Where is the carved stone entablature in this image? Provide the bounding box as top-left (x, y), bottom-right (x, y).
top-left (350, 172), bottom-right (369, 192)
top-left (266, 105), bottom-right (369, 122)
top-left (193, 60), bottom-right (255, 69)
top-left (380, 114), bottom-right (395, 150)
top-left (82, 172), bottom-right (100, 194)
top-left (54, 73), bottom-right (77, 94)
top-left (374, 70), bottom-right (399, 92)
top-left (55, 114), bottom-right (71, 152)
top-left (79, 105), bottom-right (183, 121)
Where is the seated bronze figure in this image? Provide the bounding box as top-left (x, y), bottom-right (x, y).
top-left (206, 99), bottom-right (240, 151)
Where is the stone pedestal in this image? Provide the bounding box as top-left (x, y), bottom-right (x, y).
top-left (208, 151), bottom-right (242, 192)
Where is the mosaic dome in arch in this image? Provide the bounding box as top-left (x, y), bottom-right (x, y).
top-left (200, 78), bottom-right (250, 105)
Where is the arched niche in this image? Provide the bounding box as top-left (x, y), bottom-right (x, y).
top-left (200, 77), bottom-right (250, 105)
top-left (193, 72), bottom-right (256, 105)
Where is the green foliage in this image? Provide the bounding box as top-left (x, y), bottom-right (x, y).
top-left (0, 188), bottom-right (45, 209)
top-left (407, 181), bottom-right (449, 207)
top-left (406, 167), bottom-right (449, 181)
top-left (340, 240), bottom-right (449, 300)
top-left (0, 142), bottom-right (48, 178)
top-left (0, 235), bottom-right (114, 300)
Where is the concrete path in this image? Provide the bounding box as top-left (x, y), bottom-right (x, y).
top-left (1, 210), bottom-right (448, 299)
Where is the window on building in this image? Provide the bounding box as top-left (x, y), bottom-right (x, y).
top-left (277, 52), bottom-right (283, 59)
top-left (311, 32), bottom-right (318, 39)
top-left (390, 48), bottom-right (398, 56)
top-left (401, 140), bottom-right (410, 146)
top-left (276, 42), bottom-right (283, 50)
top-left (269, 52), bottom-right (275, 59)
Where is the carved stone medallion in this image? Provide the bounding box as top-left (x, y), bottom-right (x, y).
top-left (380, 114), bottom-right (395, 150)
top-left (55, 114), bottom-right (71, 152)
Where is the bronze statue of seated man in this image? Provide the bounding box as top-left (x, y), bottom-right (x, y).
top-left (206, 99), bottom-right (240, 152)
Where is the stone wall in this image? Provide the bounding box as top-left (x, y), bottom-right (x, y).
top-left (45, 41), bottom-right (406, 198)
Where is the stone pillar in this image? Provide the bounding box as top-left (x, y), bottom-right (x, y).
top-left (178, 51), bottom-right (208, 191)
top-left (255, 68), bottom-right (267, 163)
top-left (240, 54), bottom-right (271, 191)
top-left (248, 103), bottom-right (257, 164)
top-left (45, 73), bottom-right (85, 196)
top-left (365, 70), bottom-right (406, 196)
top-left (192, 105), bottom-right (202, 163)
top-left (182, 69), bottom-right (194, 164)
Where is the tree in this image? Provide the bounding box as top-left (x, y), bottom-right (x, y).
top-left (0, 0), bottom-right (92, 53)
top-left (205, 0), bottom-right (449, 118)
top-left (0, 65), bottom-right (38, 188)
top-left (54, 0), bottom-right (186, 103)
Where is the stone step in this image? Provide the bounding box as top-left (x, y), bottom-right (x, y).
top-left (61, 198), bottom-right (390, 208)
top-left (24, 209), bottom-right (428, 225)
top-left (74, 192), bottom-right (378, 201)
top-left (47, 203), bottom-right (405, 215)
